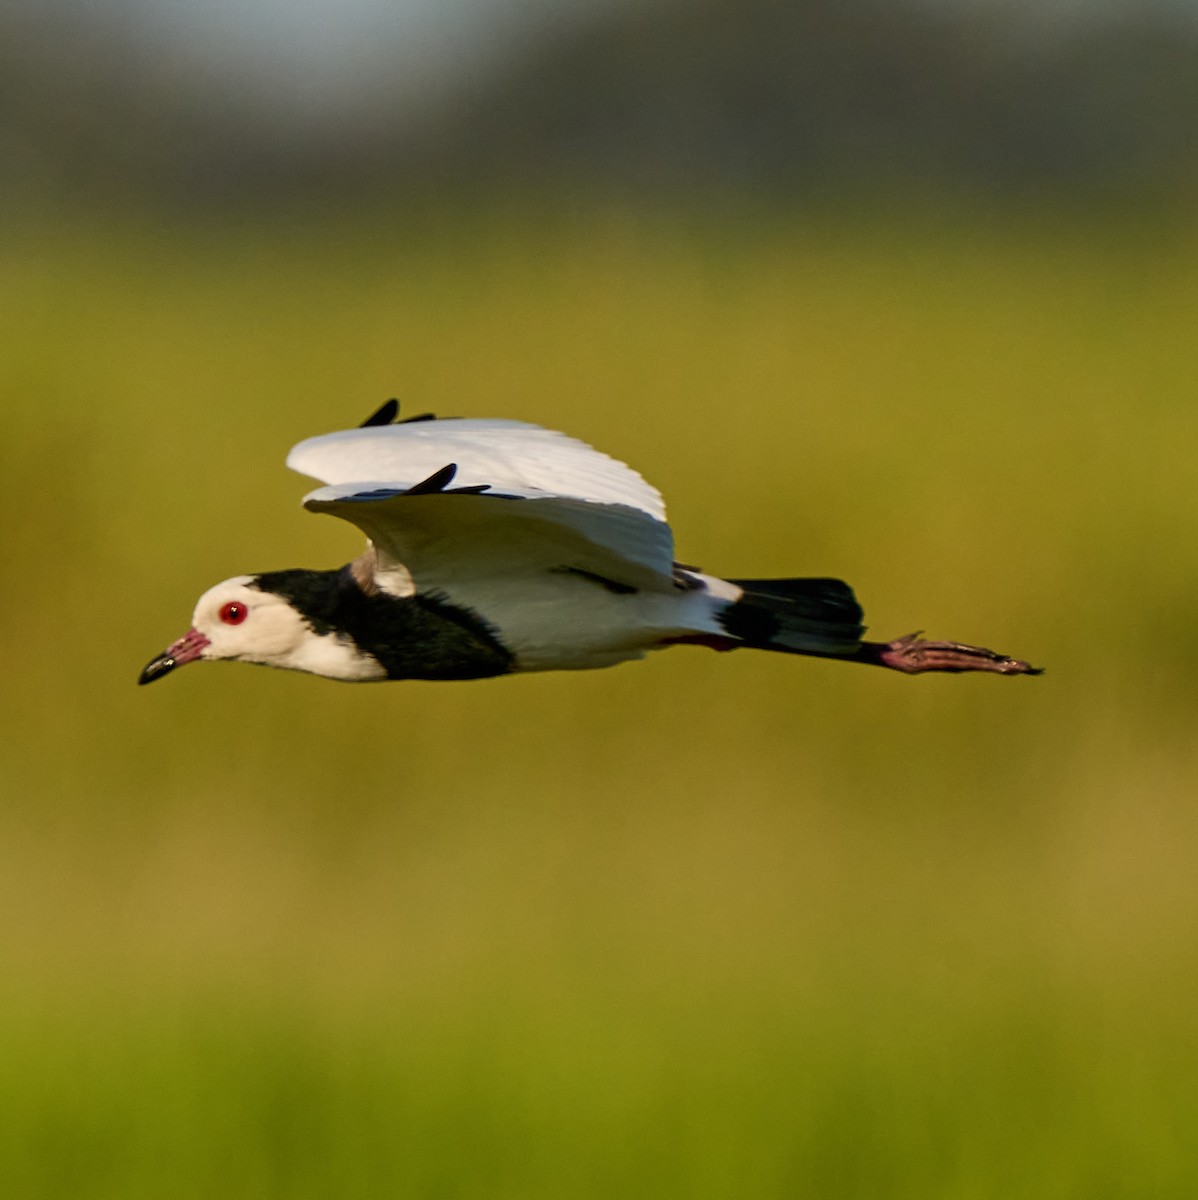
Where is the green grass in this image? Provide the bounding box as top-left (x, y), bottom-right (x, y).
top-left (1, 201), bottom-right (1197, 1197)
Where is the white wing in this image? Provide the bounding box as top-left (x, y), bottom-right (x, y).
top-left (288, 418), bottom-right (666, 521)
top-left (302, 481), bottom-right (678, 599)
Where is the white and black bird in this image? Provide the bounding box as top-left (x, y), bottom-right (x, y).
top-left (139, 400), bottom-right (1040, 687)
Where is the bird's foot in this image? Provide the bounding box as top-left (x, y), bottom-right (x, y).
top-left (865, 632), bottom-right (1043, 676)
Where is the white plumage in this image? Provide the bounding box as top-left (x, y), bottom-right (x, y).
top-left (287, 418), bottom-right (667, 519)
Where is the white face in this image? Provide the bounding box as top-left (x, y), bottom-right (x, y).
top-left (140, 574), bottom-right (388, 684)
top-left (190, 575), bottom-right (311, 667)
top-left (186, 575), bottom-right (386, 680)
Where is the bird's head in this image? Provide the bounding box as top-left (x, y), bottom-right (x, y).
top-left (139, 575), bottom-right (320, 684)
top-left (139, 571), bottom-right (390, 684)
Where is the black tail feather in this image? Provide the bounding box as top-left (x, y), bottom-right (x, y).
top-left (721, 577), bottom-right (865, 656)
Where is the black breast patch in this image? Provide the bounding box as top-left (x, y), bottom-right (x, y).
top-left (251, 567), bottom-right (513, 681)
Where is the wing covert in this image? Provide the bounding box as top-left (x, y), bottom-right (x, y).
top-left (303, 482), bottom-right (678, 597)
top-left (288, 418), bottom-right (666, 521)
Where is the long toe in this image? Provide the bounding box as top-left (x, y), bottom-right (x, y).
top-left (872, 633), bottom-right (1043, 676)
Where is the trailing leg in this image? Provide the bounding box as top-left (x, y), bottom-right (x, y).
top-left (851, 632), bottom-right (1042, 675)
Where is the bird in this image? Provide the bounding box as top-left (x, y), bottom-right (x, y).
top-left (138, 399), bottom-right (1041, 687)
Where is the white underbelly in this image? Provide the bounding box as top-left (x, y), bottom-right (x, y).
top-left (447, 572), bottom-right (728, 673)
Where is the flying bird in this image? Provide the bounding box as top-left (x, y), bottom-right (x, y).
top-left (139, 400), bottom-right (1040, 686)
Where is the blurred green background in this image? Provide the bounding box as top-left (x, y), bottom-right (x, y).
top-left (3, 2), bottom-right (1198, 1197)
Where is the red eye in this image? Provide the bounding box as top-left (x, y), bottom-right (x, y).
top-left (219, 601), bottom-right (248, 625)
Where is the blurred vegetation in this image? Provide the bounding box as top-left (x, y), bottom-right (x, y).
top-left (1, 199), bottom-right (1196, 1196)
top-left (3, 0), bottom-right (1198, 206)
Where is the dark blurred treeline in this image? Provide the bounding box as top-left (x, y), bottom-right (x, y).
top-left (3, 0), bottom-right (1197, 210)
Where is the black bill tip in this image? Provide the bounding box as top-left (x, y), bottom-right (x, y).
top-left (138, 653), bottom-right (178, 686)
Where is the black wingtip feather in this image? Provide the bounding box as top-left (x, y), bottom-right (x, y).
top-left (359, 398), bottom-right (400, 427)
top-left (405, 463), bottom-right (459, 495)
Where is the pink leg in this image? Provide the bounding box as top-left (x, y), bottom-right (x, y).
top-left (858, 632), bottom-right (1042, 675)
